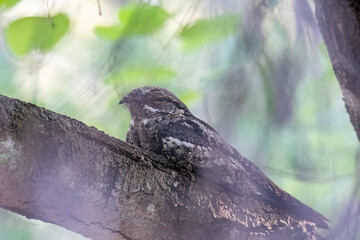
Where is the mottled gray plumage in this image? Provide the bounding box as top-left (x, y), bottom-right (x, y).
top-left (120, 86), bottom-right (329, 238)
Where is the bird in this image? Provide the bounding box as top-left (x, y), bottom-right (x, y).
top-left (119, 86), bottom-right (329, 238)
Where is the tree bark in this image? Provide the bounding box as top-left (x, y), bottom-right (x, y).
top-left (0, 94), bottom-right (184, 240)
top-left (315, 1), bottom-right (360, 239)
top-left (0, 94), bottom-right (324, 240)
top-left (0, 94), bottom-right (225, 240)
top-left (0, 94), bottom-right (255, 240)
top-left (315, 0), bottom-right (360, 140)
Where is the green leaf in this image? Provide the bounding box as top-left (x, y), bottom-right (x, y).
top-left (118, 4), bottom-right (169, 36)
top-left (179, 14), bottom-right (239, 50)
top-left (5, 14), bottom-right (70, 56)
top-left (94, 25), bottom-right (122, 41)
top-left (95, 4), bottom-right (169, 41)
top-left (0, 0), bottom-right (21, 9)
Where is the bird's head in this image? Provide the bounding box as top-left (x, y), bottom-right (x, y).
top-left (119, 86), bottom-right (191, 121)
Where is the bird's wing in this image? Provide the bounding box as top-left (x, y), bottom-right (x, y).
top-left (155, 117), bottom-right (214, 149)
top-left (155, 116), bottom-right (329, 229)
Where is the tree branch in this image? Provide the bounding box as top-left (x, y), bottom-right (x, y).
top-left (0, 94), bottom-right (254, 240)
top-left (0, 94), bottom-right (191, 240)
top-left (0, 94), bottom-right (324, 240)
top-left (315, 0), bottom-right (360, 140)
top-left (315, 1), bottom-right (360, 239)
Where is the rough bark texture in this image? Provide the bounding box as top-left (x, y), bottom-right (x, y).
top-left (0, 95), bottom-right (323, 240)
top-left (0, 94), bottom-right (181, 240)
top-left (0, 94), bottom-right (232, 240)
top-left (315, 1), bottom-right (360, 239)
top-left (315, 0), bottom-right (360, 140)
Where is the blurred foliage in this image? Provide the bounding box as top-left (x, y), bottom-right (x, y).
top-left (5, 14), bottom-right (69, 55)
top-left (95, 4), bottom-right (169, 40)
top-left (0, 0), bottom-right (20, 9)
top-left (0, 0), bottom-right (359, 239)
top-left (179, 14), bottom-right (239, 50)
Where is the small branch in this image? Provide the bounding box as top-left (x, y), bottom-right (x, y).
top-left (97, 0), bottom-right (102, 16)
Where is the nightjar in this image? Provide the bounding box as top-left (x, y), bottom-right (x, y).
top-left (119, 86), bottom-right (329, 232)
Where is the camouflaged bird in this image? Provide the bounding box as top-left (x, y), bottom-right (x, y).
top-left (120, 86), bottom-right (329, 239)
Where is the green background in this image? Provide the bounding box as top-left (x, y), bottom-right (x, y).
top-left (0, 0), bottom-right (358, 239)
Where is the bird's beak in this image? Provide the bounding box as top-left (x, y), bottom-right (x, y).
top-left (119, 96), bottom-right (128, 105)
top-left (119, 91), bottom-right (140, 105)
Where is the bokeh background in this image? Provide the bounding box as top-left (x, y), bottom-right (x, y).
top-left (0, 0), bottom-right (358, 239)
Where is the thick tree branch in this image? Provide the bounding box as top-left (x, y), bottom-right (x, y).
top-left (0, 94), bottom-right (185, 240)
top-left (315, 0), bottom-right (360, 140)
top-left (0, 94), bottom-right (250, 240)
top-left (0, 94), bottom-right (325, 240)
top-left (314, 1), bottom-right (360, 239)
